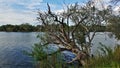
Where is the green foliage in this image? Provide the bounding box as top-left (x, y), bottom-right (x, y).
top-left (85, 44), bottom-right (120, 67)
top-left (24, 34), bottom-right (62, 68)
top-left (23, 42), bottom-right (48, 61)
top-left (107, 15), bottom-right (120, 39)
top-left (36, 52), bottom-right (66, 68)
top-left (24, 33), bottom-right (81, 68)
top-left (0, 23), bottom-right (41, 32)
top-left (24, 42), bottom-right (73, 68)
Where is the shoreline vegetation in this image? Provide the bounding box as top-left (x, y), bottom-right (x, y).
top-left (24, 0), bottom-right (120, 67)
top-left (0, 23), bottom-right (106, 32)
top-left (26, 41), bottom-right (120, 68)
top-left (0, 0), bottom-right (119, 67)
top-left (1, 0), bottom-right (118, 67)
top-left (0, 23), bottom-right (41, 32)
top-left (85, 44), bottom-right (120, 67)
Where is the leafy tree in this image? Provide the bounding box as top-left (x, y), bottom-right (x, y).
top-left (0, 23), bottom-right (40, 32)
top-left (19, 23), bottom-right (33, 32)
top-left (0, 24), bottom-right (14, 32)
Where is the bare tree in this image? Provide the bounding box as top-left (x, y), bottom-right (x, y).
top-left (37, 1), bottom-right (109, 65)
top-left (111, 0), bottom-right (120, 4)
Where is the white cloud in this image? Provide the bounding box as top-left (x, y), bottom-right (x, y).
top-left (16, 0), bottom-right (43, 10)
top-left (0, 0), bottom-right (119, 26)
top-left (113, 5), bottom-right (120, 15)
top-left (91, 0), bottom-right (110, 10)
top-left (91, 0), bottom-right (120, 13)
top-left (55, 9), bottom-right (64, 13)
top-left (0, 0), bottom-right (60, 25)
top-left (0, 0), bottom-right (43, 25)
top-left (0, 11), bottom-right (37, 25)
top-left (114, 6), bottom-right (120, 11)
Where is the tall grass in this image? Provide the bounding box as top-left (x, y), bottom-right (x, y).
top-left (85, 43), bottom-right (120, 67)
top-left (24, 41), bottom-right (120, 68)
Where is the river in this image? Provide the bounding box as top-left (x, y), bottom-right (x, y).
top-left (0, 32), bottom-right (119, 68)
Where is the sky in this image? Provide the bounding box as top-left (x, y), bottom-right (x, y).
top-left (0, 0), bottom-right (119, 25)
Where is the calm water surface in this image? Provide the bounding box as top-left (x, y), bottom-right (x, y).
top-left (0, 32), bottom-right (39, 68)
top-left (0, 32), bottom-right (119, 68)
top-left (90, 32), bottom-right (120, 54)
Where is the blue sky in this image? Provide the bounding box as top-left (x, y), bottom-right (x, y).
top-left (0, 0), bottom-right (119, 25)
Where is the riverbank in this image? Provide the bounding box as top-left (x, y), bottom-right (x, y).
top-left (85, 44), bottom-right (120, 67)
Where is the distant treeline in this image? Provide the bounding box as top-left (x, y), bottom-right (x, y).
top-left (0, 23), bottom-right (41, 32)
top-left (0, 23), bottom-right (106, 32)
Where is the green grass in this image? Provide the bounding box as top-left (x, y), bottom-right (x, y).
top-left (25, 40), bottom-right (120, 68)
top-left (24, 42), bottom-right (79, 68)
top-left (85, 43), bottom-right (120, 68)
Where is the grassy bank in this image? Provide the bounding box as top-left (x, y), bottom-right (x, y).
top-left (85, 44), bottom-right (120, 68)
top-left (25, 42), bottom-right (120, 68)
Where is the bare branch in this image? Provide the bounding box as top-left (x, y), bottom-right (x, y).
top-left (47, 3), bottom-right (52, 14)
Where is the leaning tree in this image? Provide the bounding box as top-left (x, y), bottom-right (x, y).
top-left (37, 1), bottom-right (109, 54)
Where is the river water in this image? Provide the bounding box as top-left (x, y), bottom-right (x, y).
top-left (0, 32), bottom-right (119, 68)
top-left (0, 32), bottom-right (39, 68)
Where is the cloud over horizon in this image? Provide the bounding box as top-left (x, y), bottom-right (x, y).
top-left (0, 0), bottom-right (119, 25)
top-left (0, 0), bottom-right (43, 25)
